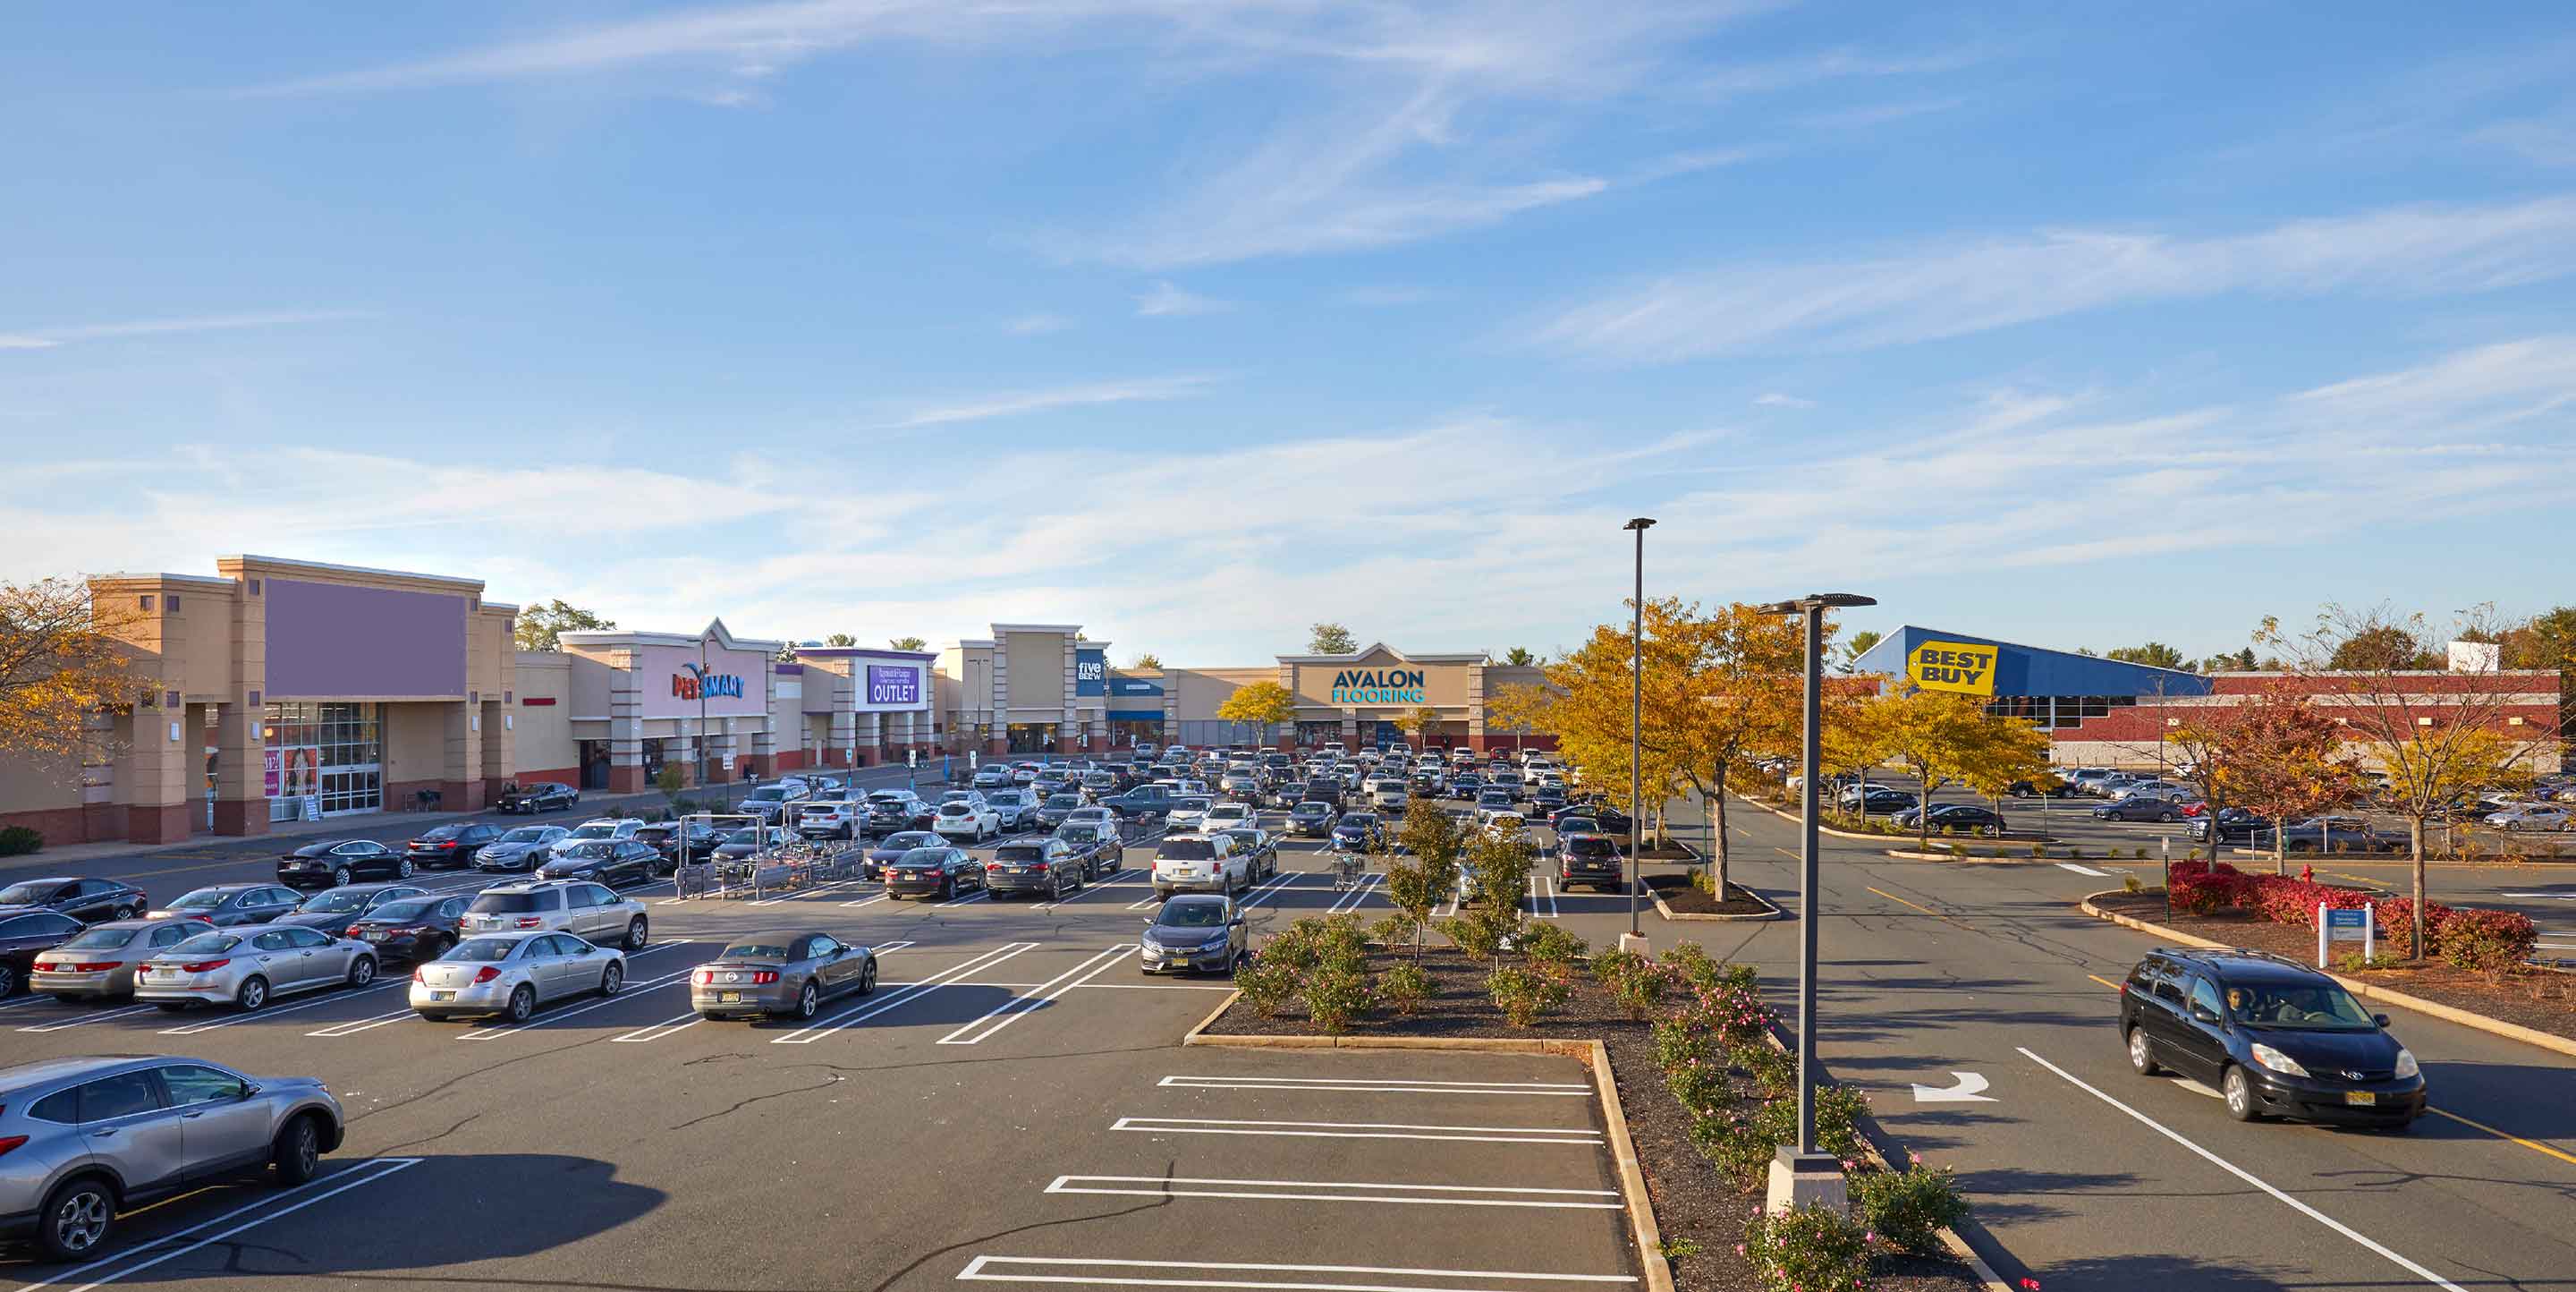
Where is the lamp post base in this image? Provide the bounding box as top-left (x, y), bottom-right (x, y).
top-left (1765, 1150), bottom-right (1849, 1216)
top-left (1617, 931), bottom-right (1651, 956)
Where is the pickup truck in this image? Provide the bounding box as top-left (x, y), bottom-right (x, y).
top-left (1102, 785), bottom-right (1180, 820)
top-left (2246, 815), bottom-right (2409, 854)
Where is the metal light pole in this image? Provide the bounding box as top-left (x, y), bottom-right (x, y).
top-left (1623, 517), bottom-right (1656, 940)
top-left (699, 633), bottom-right (712, 787)
top-left (1758, 591), bottom-right (1876, 1211)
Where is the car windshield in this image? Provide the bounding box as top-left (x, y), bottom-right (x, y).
top-left (996, 846), bottom-right (1046, 862)
top-left (300, 890), bottom-right (372, 913)
top-left (938, 803), bottom-right (970, 815)
top-left (2228, 981), bottom-right (2377, 1031)
top-left (569, 825), bottom-right (616, 840)
top-left (500, 828), bottom-right (554, 843)
top-left (1157, 902), bottom-right (1227, 930)
top-left (718, 941), bottom-right (792, 960)
top-left (558, 842), bottom-right (615, 859)
top-left (1046, 795), bottom-right (1083, 807)
top-left (445, 938), bottom-right (521, 963)
top-left (0, 881), bottom-right (61, 905)
top-left (897, 848), bottom-right (946, 866)
top-left (748, 787), bottom-right (788, 802)
top-left (1567, 837), bottom-right (1614, 857)
top-left (1295, 803), bottom-right (1327, 815)
top-left (167, 889), bottom-right (227, 910)
top-left (61, 926), bottom-right (139, 949)
top-left (169, 932), bottom-right (240, 956)
top-left (371, 899), bottom-right (439, 922)
top-left (883, 832), bottom-right (937, 849)
top-left (1343, 815), bottom-right (1376, 827)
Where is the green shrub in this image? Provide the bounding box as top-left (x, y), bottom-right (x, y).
top-left (1810, 1084), bottom-right (1873, 1160)
top-left (1303, 966), bottom-right (1375, 1033)
top-left (1368, 912), bottom-right (1419, 950)
top-left (0, 825), bottom-right (43, 857)
top-left (1234, 960), bottom-right (1300, 1018)
top-left (1733, 1041), bottom-right (1796, 1098)
top-left (1652, 1013), bottom-right (1720, 1070)
top-left (1521, 922), bottom-right (1588, 974)
top-left (2122, 871), bottom-right (2143, 894)
top-left (1676, 976), bottom-right (1774, 1047)
top-left (2029, 841), bottom-right (2046, 859)
top-left (1660, 942), bottom-right (1717, 987)
top-left (1487, 965), bottom-right (1568, 1026)
top-left (1260, 925), bottom-right (1320, 973)
top-left (1313, 914), bottom-right (1370, 971)
top-left (1602, 959), bottom-right (1670, 1022)
top-left (1376, 962), bottom-right (1432, 1016)
top-left (2437, 908), bottom-right (2539, 973)
top-left (1591, 948), bottom-right (1647, 988)
top-left (1852, 1161), bottom-right (1972, 1255)
top-left (1742, 1201), bottom-right (1873, 1292)
top-left (1439, 914), bottom-right (1506, 961)
top-left (1665, 1057), bottom-right (1733, 1116)
top-left (1687, 1105), bottom-right (1775, 1185)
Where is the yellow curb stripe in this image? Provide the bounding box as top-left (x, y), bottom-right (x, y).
top-left (1866, 885), bottom-right (1973, 931)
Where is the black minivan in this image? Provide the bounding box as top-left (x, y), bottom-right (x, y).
top-left (2121, 948), bottom-right (2424, 1128)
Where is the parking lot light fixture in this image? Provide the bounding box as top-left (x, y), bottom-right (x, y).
top-left (1623, 518), bottom-right (1656, 944)
top-left (1756, 591), bottom-right (1875, 1214)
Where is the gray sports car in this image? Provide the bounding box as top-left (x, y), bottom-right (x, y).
top-left (690, 931), bottom-right (879, 1021)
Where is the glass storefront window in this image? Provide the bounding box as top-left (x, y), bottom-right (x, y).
top-left (262, 701), bottom-right (384, 819)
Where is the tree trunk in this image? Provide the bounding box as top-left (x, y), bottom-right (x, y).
top-left (2274, 816), bottom-right (2288, 872)
top-left (1708, 783), bottom-right (1731, 900)
top-left (2409, 817), bottom-right (2428, 962)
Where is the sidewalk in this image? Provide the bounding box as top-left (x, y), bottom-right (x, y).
top-left (19, 761), bottom-right (948, 867)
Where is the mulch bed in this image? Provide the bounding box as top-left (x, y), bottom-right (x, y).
top-left (2093, 889), bottom-right (2576, 1045)
top-left (1646, 874), bottom-right (1780, 917)
top-left (1204, 948), bottom-right (1983, 1292)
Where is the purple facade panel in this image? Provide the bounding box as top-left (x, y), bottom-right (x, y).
top-left (266, 579), bottom-right (467, 697)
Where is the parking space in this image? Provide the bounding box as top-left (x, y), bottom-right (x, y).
top-left (956, 1049), bottom-right (1637, 1292)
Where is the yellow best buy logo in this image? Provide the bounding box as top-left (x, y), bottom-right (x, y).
top-left (1911, 640), bottom-right (1998, 696)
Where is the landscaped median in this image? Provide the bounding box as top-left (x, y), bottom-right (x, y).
top-left (1186, 914), bottom-right (2004, 1292)
top-left (1646, 873), bottom-right (1786, 922)
top-left (2078, 862), bottom-right (2576, 1058)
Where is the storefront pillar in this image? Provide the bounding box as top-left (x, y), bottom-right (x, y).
top-left (210, 702), bottom-right (267, 837)
top-left (120, 702), bottom-right (193, 844)
top-left (1055, 722), bottom-right (1078, 755)
top-left (479, 699), bottom-right (514, 802)
top-left (829, 710), bottom-right (857, 766)
top-left (748, 723), bottom-right (777, 779)
top-left (440, 700), bottom-right (487, 811)
top-left (857, 711), bottom-right (884, 765)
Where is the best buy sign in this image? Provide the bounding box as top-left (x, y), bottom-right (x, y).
top-left (1910, 640), bottom-right (1998, 696)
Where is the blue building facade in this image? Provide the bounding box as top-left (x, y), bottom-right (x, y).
top-left (1850, 626), bottom-right (2208, 729)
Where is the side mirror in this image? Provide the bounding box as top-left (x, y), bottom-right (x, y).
top-left (2190, 1005), bottom-right (2221, 1025)
top-left (239, 1083), bottom-right (262, 1101)
top-left (2373, 1014), bottom-right (2392, 1028)
top-left (1229, 917), bottom-right (1246, 928)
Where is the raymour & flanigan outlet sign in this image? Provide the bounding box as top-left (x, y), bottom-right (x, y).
top-left (1329, 668), bottom-right (1425, 704)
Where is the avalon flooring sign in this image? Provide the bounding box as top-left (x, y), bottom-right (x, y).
top-left (1328, 668), bottom-right (1426, 704)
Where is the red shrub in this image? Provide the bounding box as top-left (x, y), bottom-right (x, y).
top-left (2434, 907), bottom-right (2532, 971)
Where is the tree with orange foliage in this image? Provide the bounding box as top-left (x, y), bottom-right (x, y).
top-left (0, 577), bottom-right (140, 770)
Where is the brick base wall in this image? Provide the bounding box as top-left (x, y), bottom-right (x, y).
top-left (0, 804), bottom-right (105, 847)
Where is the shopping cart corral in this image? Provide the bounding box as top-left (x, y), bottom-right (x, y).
top-left (669, 811), bottom-right (865, 899)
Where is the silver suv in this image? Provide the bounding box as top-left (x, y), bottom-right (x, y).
top-left (460, 880), bottom-right (648, 949)
top-left (0, 1055), bottom-right (344, 1261)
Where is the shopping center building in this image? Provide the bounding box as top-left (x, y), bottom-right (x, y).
top-left (1122, 643), bottom-right (1557, 753)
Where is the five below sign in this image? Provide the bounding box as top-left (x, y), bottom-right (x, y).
top-left (1330, 668), bottom-right (1426, 704)
top-left (1910, 640), bottom-right (1998, 696)
top-left (672, 664), bottom-right (745, 701)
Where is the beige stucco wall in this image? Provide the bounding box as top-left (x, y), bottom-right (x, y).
top-left (1167, 667), bottom-right (1273, 719)
top-left (510, 652), bottom-right (576, 773)
top-left (381, 702), bottom-right (449, 785)
top-left (1004, 632), bottom-right (1065, 710)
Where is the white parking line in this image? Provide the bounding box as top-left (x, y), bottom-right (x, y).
top-left (937, 888), bottom-right (996, 908)
top-left (843, 890), bottom-right (893, 908)
top-left (1238, 872), bottom-right (1303, 911)
top-left (17, 1002), bottom-right (165, 1033)
top-left (11, 1157), bottom-right (423, 1292)
top-left (457, 956), bottom-right (706, 1041)
top-left (772, 942), bottom-right (1038, 1043)
top-left (2056, 862), bottom-right (2114, 877)
top-left (2016, 1046), bottom-right (2468, 1292)
top-left (1112, 1117), bottom-right (1602, 1145)
top-left (1326, 874), bottom-right (1383, 915)
top-left (1158, 1075), bottom-right (1590, 1096)
top-left (937, 945), bottom-right (1132, 1045)
top-left (159, 977), bottom-right (411, 1035)
top-left (751, 877), bottom-right (869, 905)
top-left (1044, 1176), bottom-right (1620, 1209)
top-left (1036, 871), bottom-right (1142, 912)
top-left (956, 1255), bottom-right (1634, 1292)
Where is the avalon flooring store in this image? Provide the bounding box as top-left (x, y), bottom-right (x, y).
top-left (5, 557), bottom-right (1551, 848)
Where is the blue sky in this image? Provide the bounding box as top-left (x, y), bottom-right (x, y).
top-left (7, 1), bottom-right (2574, 666)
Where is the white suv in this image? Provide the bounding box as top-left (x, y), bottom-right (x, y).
top-left (1152, 833), bottom-right (1247, 898)
top-left (1203, 803), bottom-right (1255, 833)
top-left (934, 795), bottom-right (1001, 843)
top-left (793, 800), bottom-right (860, 840)
top-left (460, 880), bottom-right (649, 949)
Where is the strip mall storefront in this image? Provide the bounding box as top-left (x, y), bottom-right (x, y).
top-left (1132, 645), bottom-right (1557, 753)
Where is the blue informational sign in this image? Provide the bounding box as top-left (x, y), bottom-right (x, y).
top-left (2324, 908), bottom-right (2368, 931)
top-left (1075, 648), bottom-right (1107, 697)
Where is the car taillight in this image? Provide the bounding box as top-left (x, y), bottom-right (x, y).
top-left (472, 966), bottom-right (503, 984)
top-left (515, 917), bottom-right (542, 929)
top-left (750, 970), bottom-right (779, 985)
top-left (987, 863), bottom-right (1004, 871)
top-left (412, 967), bottom-right (428, 982)
top-left (0, 1135), bottom-right (26, 1159)
top-left (179, 958), bottom-right (231, 973)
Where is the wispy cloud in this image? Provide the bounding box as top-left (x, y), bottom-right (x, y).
top-left (1533, 194), bottom-right (2576, 362)
top-left (1685, 46), bottom-right (1993, 99)
top-left (1751, 392), bottom-right (1813, 408)
top-left (1134, 282), bottom-right (1230, 318)
top-left (1338, 285), bottom-right (1442, 307)
top-left (882, 374), bottom-right (1219, 428)
top-left (1005, 312), bottom-right (1072, 335)
top-left (0, 310), bottom-right (361, 352)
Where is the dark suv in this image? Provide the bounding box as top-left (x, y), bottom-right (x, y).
top-left (2121, 948), bottom-right (2423, 1128)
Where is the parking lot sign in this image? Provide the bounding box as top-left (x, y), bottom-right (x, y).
top-left (2318, 904), bottom-right (2374, 966)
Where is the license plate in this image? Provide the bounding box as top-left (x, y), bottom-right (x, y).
top-left (363, 931), bottom-right (388, 941)
top-left (431, 990), bottom-right (454, 1001)
top-left (2344, 1091), bottom-right (2377, 1106)
top-left (719, 991), bottom-right (741, 1004)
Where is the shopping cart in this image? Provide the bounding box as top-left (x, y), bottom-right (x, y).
top-left (1327, 850), bottom-right (1369, 893)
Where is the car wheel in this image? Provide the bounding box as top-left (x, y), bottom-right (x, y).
top-left (858, 960), bottom-right (877, 995)
top-left (118, 902), bottom-right (145, 921)
top-left (347, 956), bottom-right (377, 988)
top-left (505, 983), bottom-right (536, 1023)
top-left (397, 858), bottom-right (415, 878)
top-left (236, 975), bottom-right (269, 1011)
top-left (36, 1176), bottom-right (116, 1262)
top-left (0, 965), bottom-right (15, 998)
top-left (272, 1113), bottom-right (324, 1186)
top-left (2158, 811), bottom-right (2178, 823)
top-left (594, 961), bottom-right (624, 997)
top-left (623, 917), bottom-right (648, 950)
top-left (2125, 1026), bottom-right (2163, 1075)
top-left (786, 981), bottom-right (819, 1021)
top-left (2221, 1065), bottom-right (2260, 1121)
top-left (941, 876), bottom-right (955, 900)
top-left (332, 866), bottom-right (353, 887)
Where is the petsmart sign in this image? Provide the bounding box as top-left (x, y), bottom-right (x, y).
top-left (1909, 640), bottom-right (1999, 697)
top-left (1330, 668), bottom-right (1426, 705)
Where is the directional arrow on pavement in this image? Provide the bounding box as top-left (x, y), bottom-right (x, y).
top-left (1911, 1071), bottom-right (1996, 1103)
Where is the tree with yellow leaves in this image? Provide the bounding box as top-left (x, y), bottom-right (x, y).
top-left (1874, 684), bottom-right (2055, 854)
top-left (1, 577), bottom-right (140, 772)
top-left (1215, 680), bottom-right (1297, 746)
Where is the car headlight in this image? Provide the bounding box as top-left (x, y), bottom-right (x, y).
top-left (2393, 1048), bottom-right (2419, 1080)
top-left (2250, 1042), bottom-right (2309, 1077)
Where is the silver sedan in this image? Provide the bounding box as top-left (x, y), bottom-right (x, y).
top-left (410, 931), bottom-right (627, 1023)
top-left (133, 923), bottom-right (380, 1012)
top-left (28, 916), bottom-right (214, 999)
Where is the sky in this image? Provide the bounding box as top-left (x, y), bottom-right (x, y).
top-left (7, 1), bottom-right (2575, 667)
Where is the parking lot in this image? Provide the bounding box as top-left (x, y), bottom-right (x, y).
top-left (0, 765), bottom-right (1660, 1291)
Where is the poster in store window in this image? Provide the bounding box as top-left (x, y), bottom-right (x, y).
top-left (264, 749), bottom-right (282, 798)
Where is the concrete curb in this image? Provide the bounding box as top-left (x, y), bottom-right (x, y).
top-left (1882, 849), bottom-right (2053, 863)
top-left (2077, 892), bottom-right (2576, 1060)
top-left (1182, 1009), bottom-right (1670, 1292)
top-left (1647, 884), bottom-right (1787, 922)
